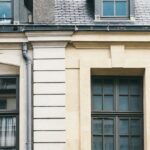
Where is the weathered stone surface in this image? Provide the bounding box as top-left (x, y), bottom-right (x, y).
top-left (33, 0), bottom-right (55, 24)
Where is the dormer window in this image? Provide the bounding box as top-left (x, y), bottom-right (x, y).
top-left (102, 0), bottom-right (128, 17)
top-left (95, 0), bottom-right (135, 21)
top-left (0, 0), bottom-right (12, 24)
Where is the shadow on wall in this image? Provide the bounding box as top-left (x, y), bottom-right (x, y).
top-left (24, 0), bottom-right (33, 11)
top-left (86, 0), bottom-right (94, 18)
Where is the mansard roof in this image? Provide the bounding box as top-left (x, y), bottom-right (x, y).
top-left (55, 0), bottom-right (150, 25)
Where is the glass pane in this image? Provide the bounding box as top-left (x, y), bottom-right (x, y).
top-left (92, 80), bottom-right (102, 95)
top-left (103, 80), bottom-right (114, 94)
top-left (120, 137), bottom-right (129, 150)
top-left (119, 120), bottom-right (129, 135)
top-left (103, 2), bottom-right (114, 16)
top-left (93, 136), bottom-right (102, 150)
top-left (104, 119), bottom-right (114, 135)
top-left (104, 136), bottom-right (114, 150)
top-left (116, 2), bottom-right (128, 16)
top-left (92, 96), bottom-right (102, 111)
top-left (93, 119), bottom-right (102, 135)
top-left (131, 119), bottom-right (140, 135)
top-left (0, 116), bottom-right (16, 147)
top-left (103, 96), bottom-right (113, 111)
top-left (130, 80), bottom-right (140, 95)
top-left (0, 2), bottom-right (11, 19)
top-left (119, 96), bottom-right (128, 111)
top-left (0, 78), bottom-right (17, 111)
top-left (130, 96), bottom-right (140, 111)
top-left (119, 80), bottom-right (128, 95)
top-left (103, 79), bottom-right (113, 95)
top-left (131, 137), bottom-right (141, 150)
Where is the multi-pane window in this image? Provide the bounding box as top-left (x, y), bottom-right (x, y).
top-left (102, 0), bottom-right (129, 17)
top-left (91, 77), bottom-right (143, 150)
top-left (0, 0), bottom-right (12, 23)
top-left (0, 77), bottom-right (19, 150)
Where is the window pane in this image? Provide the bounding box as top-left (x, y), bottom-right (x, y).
top-left (130, 96), bottom-right (140, 111)
top-left (93, 136), bottom-right (102, 150)
top-left (104, 136), bottom-right (114, 150)
top-left (131, 137), bottom-right (141, 150)
top-left (92, 80), bottom-right (102, 95)
top-left (93, 119), bottom-right (102, 135)
top-left (116, 2), bottom-right (127, 16)
top-left (0, 78), bottom-right (17, 111)
top-left (120, 137), bottom-right (129, 150)
top-left (119, 80), bottom-right (128, 95)
top-left (92, 96), bottom-right (102, 111)
top-left (119, 120), bottom-right (129, 135)
top-left (103, 80), bottom-right (114, 94)
top-left (130, 80), bottom-right (140, 95)
top-left (0, 2), bottom-right (11, 18)
top-left (131, 119), bottom-right (141, 135)
top-left (103, 96), bottom-right (113, 111)
top-left (0, 116), bottom-right (16, 147)
top-left (103, 2), bottom-right (114, 16)
top-left (119, 96), bottom-right (128, 111)
top-left (104, 119), bottom-right (114, 135)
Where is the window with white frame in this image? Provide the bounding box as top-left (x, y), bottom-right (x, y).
top-left (102, 0), bottom-right (129, 17)
top-left (91, 76), bottom-right (143, 150)
top-left (0, 76), bottom-right (19, 150)
top-left (0, 0), bottom-right (12, 23)
top-left (94, 0), bottom-right (135, 21)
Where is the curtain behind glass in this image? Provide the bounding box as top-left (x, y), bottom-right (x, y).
top-left (0, 117), bottom-right (16, 147)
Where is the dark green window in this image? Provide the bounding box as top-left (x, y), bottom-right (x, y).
top-left (102, 0), bottom-right (129, 17)
top-left (0, 0), bottom-right (12, 23)
top-left (92, 77), bottom-right (143, 150)
top-left (0, 76), bottom-right (19, 150)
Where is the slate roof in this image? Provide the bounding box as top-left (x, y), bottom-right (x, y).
top-left (55, 0), bottom-right (150, 25)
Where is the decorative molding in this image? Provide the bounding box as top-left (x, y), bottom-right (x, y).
top-left (26, 31), bottom-right (73, 42)
top-left (32, 42), bottom-right (68, 48)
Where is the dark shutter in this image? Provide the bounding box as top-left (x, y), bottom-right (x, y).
top-left (24, 0), bottom-right (33, 11)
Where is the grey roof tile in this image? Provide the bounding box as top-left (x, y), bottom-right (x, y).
top-left (55, 0), bottom-right (150, 25)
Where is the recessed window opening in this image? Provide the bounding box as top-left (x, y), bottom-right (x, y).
top-left (91, 76), bottom-right (143, 150)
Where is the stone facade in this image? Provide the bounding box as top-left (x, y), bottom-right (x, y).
top-left (0, 0), bottom-right (150, 150)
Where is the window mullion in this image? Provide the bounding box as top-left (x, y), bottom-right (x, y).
top-left (114, 0), bottom-right (116, 17)
top-left (129, 118), bottom-right (131, 150)
top-left (115, 117), bottom-right (118, 150)
top-left (102, 118), bottom-right (104, 150)
top-left (102, 79), bottom-right (104, 111)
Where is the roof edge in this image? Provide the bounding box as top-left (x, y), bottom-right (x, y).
top-left (0, 24), bottom-right (150, 32)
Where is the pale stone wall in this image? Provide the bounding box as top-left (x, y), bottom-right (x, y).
top-left (32, 42), bottom-right (67, 150)
top-left (0, 43), bottom-right (27, 150)
top-left (66, 32), bottom-right (150, 150)
top-left (1, 31), bottom-right (150, 150)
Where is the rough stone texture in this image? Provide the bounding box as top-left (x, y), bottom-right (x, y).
top-left (134, 0), bottom-right (150, 25)
top-left (54, 0), bottom-right (150, 25)
top-left (33, 0), bottom-right (55, 24)
top-left (33, 0), bottom-right (150, 25)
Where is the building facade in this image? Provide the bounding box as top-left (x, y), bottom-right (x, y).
top-left (0, 0), bottom-right (150, 150)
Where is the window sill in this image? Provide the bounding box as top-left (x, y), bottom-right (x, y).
top-left (94, 16), bottom-right (136, 23)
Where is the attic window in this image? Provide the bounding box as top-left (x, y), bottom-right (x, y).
top-left (94, 0), bottom-right (135, 21)
top-left (102, 0), bottom-right (128, 17)
top-left (0, 0), bottom-right (12, 24)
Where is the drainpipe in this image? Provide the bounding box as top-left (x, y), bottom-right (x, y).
top-left (22, 42), bottom-right (32, 150)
